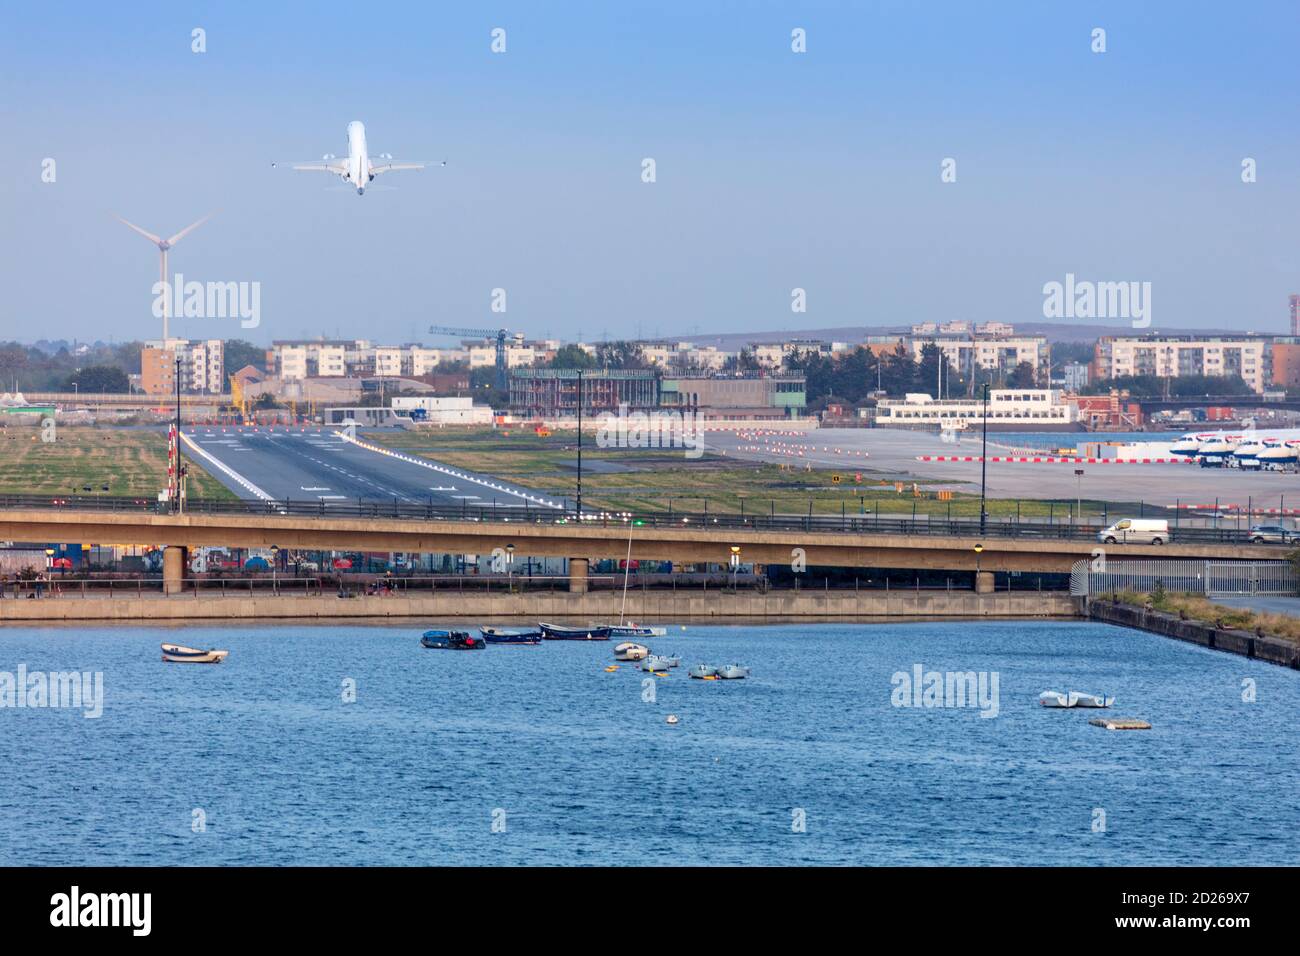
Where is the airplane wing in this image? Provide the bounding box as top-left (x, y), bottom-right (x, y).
top-left (369, 160), bottom-right (444, 176)
top-left (272, 159), bottom-right (349, 174)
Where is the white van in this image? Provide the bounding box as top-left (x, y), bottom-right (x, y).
top-left (1098, 519), bottom-right (1171, 545)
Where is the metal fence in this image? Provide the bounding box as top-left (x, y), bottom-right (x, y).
top-left (0, 492), bottom-right (1279, 545)
top-left (1070, 559), bottom-right (1298, 597)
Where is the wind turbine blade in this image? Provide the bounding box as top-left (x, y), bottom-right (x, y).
top-left (165, 214), bottom-right (213, 247)
top-left (117, 216), bottom-right (163, 245)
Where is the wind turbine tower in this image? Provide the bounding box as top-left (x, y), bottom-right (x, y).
top-left (117, 215), bottom-right (211, 341)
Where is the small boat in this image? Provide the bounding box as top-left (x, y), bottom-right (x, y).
top-left (1068, 691), bottom-right (1114, 708)
top-left (480, 626), bottom-right (543, 645)
top-left (539, 622), bottom-right (611, 641)
top-left (161, 643), bottom-right (229, 664)
top-left (641, 654), bottom-right (681, 671)
top-left (613, 642), bottom-right (649, 661)
top-left (716, 664), bottom-right (749, 680)
top-left (688, 664), bottom-right (718, 680)
top-left (421, 629), bottom-right (484, 650)
top-left (606, 623), bottom-right (668, 638)
top-left (1040, 690), bottom-right (1114, 708)
top-left (665, 714), bottom-right (680, 725)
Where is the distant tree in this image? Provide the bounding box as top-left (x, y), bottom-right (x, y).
top-left (1005, 361), bottom-right (1038, 389)
top-left (469, 367), bottom-right (507, 407)
top-left (1079, 373), bottom-right (1253, 398)
top-left (222, 339), bottom-right (266, 375)
top-left (253, 392), bottom-right (281, 410)
top-left (64, 365), bottom-right (129, 393)
top-left (723, 347), bottom-right (761, 373)
top-left (594, 341), bottom-right (647, 369)
top-left (880, 343), bottom-right (919, 396)
top-left (549, 345), bottom-right (598, 369)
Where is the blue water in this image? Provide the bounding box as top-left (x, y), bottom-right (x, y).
top-left (0, 621), bottom-right (1295, 866)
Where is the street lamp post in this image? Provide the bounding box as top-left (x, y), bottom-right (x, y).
top-left (575, 369), bottom-right (583, 521)
top-left (729, 546), bottom-right (741, 591)
top-left (979, 381), bottom-right (989, 535)
top-left (1074, 468), bottom-right (1085, 528)
top-left (973, 543), bottom-right (984, 591)
top-left (270, 545), bottom-right (279, 594)
top-left (506, 543), bottom-right (515, 593)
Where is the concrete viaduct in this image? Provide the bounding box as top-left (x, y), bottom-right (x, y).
top-left (0, 508), bottom-right (1282, 595)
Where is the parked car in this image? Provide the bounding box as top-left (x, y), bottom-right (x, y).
top-left (1248, 525), bottom-right (1294, 545)
top-left (1098, 519), bottom-right (1171, 545)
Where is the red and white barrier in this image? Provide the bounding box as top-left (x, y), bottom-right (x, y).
top-left (916, 455), bottom-right (1196, 464)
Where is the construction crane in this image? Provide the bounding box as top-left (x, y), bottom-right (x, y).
top-left (428, 326), bottom-right (521, 390)
top-left (229, 372), bottom-right (247, 423)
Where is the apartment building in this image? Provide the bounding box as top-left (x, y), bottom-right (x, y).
top-left (1271, 337), bottom-right (1300, 390)
top-left (139, 338), bottom-right (224, 395)
top-left (1092, 336), bottom-right (1269, 394)
top-left (907, 331), bottom-right (1048, 380)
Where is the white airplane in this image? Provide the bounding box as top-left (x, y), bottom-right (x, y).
top-left (272, 121), bottom-right (441, 195)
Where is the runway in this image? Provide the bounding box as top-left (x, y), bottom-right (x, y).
top-left (708, 427), bottom-right (1299, 512)
top-left (182, 425), bottom-right (563, 511)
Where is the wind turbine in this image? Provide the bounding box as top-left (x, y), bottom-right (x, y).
top-left (117, 214), bottom-right (211, 341)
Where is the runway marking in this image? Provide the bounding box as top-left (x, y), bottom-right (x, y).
top-left (430, 486), bottom-right (458, 492)
top-left (317, 495), bottom-right (346, 500)
top-left (301, 486), bottom-right (331, 492)
top-left (333, 431), bottom-right (564, 510)
top-left (452, 494), bottom-right (481, 500)
top-left (180, 433), bottom-right (275, 502)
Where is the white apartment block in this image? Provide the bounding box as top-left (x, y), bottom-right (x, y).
top-left (408, 348), bottom-right (443, 377)
top-left (187, 339), bottom-right (224, 394)
top-left (373, 347), bottom-right (403, 377)
top-left (907, 334), bottom-right (1048, 379)
top-left (1093, 336), bottom-right (1269, 394)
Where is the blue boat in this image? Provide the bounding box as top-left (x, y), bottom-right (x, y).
top-left (480, 626), bottom-right (543, 645)
top-left (421, 629), bottom-right (484, 650)
top-left (539, 622), bottom-right (611, 641)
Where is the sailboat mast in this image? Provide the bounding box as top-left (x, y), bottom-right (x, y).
top-left (619, 527), bottom-right (633, 625)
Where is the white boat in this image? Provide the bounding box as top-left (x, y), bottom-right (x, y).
top-left (161, 642), bottom-right (229, 664)
top-left (1040, 690), bottom-right (1114, 708)
top-left (716, 664), bottom-right (749, 680)
top-left (613, 642), bottom-right (649, 662)
top-left (688, 664), bottom-right (718, 679)
top-left (640, 654), bottom-right (681, 672)
top-left (1068, 691), bottom-right (1114, 708)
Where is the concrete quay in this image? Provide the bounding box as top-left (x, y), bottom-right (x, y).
top-left (0, 589), bottom-right (1080, 623)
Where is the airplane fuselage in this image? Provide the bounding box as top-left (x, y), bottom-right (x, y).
top-left (345, 120), bottom-right (369, 194)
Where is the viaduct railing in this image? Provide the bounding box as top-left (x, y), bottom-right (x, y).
top-left (0, 492), bottom-right (1281, 547)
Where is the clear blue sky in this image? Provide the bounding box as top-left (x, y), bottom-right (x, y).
top-left (2, 0), bottom-right (1298, 346)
